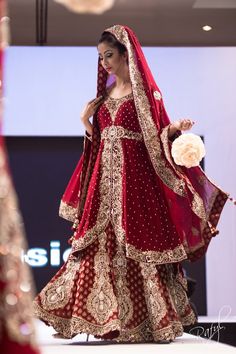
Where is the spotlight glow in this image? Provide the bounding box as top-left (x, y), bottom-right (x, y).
top-left (202, 25), bottom-right (212, 32)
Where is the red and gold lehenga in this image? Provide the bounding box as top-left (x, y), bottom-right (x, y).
top-left (34, 25), bottom-right (229, 342)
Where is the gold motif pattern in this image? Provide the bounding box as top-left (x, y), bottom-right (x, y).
top-left (72, 124), bottom-right (126, 252)
top-left (39, 254), bottom-right (81, 311)
top-left (33, 302), bottom-right (121, 339)
top-left (153, 90), bottom-right (162, 101)
top-left (113, 242), bottom-right (133, 325)
top-left (101, 125), bottom-right (143, 141)
top-left (59, 200), bottom-right (78, 222)
top-left (34, 261), bottom-right (196, 341)
top-left (34, 301), bottom-right (187, 341)
top-left (105, 93), bottom-right (133, 122)
top-left (116, 319), bottom-right (153, 342)
top-left (86, 231), bottom-right (117, 323)
top-left (140, 263), bottom-right (167, 328)
top-left (34, 268), bottom-right (194, 341)
top-left (126, 242), bottom-right (187, 264)
top-left (166, 264), bottom-right (196, 325)
top-left (151, 322), bottom-right (183, 341)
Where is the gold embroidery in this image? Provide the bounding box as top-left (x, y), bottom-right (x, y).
top-left (34, 301), bottom-right (187, 341)
top-left (166, 264), bottom-right (196, 325)
top-left (140, 263), bottom-right (167, 328)
top-left (116, 319), bottom-right (153, 342)
top-left (108, 136), bottom-right (125, 244)
top-left (113, 241), bottom-right (133, 325)
top-left (38, 254), bottom-right (81, 311)
top-left (181, 311), bottom-right (197, 326)
top-left (101, 125), bottom-right (143, 141)
top-left (126, 242), bottom-right (187, 264)
top-left (191, 192), bottom-right (207, 221)
top-left (72, 126), bottom-right (126, 252)
top-left (105, 93), bottom-right (133, 122)
top-left (59, 201), bottom-right (78, 222)
top-left (151, 322), bottom-right (183, 341)
top-left (33, 302), bottom-right (121, 339)
top-left (86, 231), bottom-right (117, 323)
top-left (153, 90), bottom-right (162, 101)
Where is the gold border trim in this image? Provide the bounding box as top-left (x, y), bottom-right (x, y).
top-left (126, 243), bottom-right (188, 264)
top-left (59, 200), bottom-right (78, 222)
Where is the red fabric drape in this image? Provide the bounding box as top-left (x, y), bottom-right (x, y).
top-left (59, 25), bottom-right (229, 262)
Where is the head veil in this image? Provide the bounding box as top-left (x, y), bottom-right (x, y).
top-left (59, 24), bottom-right (228, 262)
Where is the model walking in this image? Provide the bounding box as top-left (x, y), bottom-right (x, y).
top-left (34, 25), bottom-right (228, 343)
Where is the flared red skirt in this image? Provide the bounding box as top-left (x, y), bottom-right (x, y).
top-left (34, 221), bottom-right (196, 342)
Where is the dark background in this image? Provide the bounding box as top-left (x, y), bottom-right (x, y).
top-left (6, 136), bottom-right (207, 315)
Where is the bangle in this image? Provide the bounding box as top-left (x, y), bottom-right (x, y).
top-left (85, 132), bottom-right (92, 142)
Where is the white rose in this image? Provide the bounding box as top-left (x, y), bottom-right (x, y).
top-left (171, 133), bottom-right (206, 168)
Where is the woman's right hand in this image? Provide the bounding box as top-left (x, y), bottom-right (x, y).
top-left (80, 95), bottom-right (104, 123)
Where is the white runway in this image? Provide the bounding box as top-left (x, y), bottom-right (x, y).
top-left (35, 318), bottom-right (236, 354)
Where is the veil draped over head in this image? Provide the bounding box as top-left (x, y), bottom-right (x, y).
top-left (59, 24), bottom-right (229, 262)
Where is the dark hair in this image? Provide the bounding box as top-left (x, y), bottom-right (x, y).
top-left (98, 31), bottom-right (127, 55)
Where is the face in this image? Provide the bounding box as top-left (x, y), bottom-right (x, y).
top-left (97, 42), bottom-right (128, 75)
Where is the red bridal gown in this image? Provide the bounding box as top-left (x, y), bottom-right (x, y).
top-left (34, 92), bottom-right (196, 342)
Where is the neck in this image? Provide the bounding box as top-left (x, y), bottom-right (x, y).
top-left (114, 65), bottom-right (130, 88)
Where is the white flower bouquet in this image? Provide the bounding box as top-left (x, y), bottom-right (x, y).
top-left (171, 133), bottom-right (206, 168)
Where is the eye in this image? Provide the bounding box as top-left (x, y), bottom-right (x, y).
top-left (98, 52), bottom-right (113, 61)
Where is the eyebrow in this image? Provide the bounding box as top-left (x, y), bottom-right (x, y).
top-left (98, 50), bottom-right (113, 56)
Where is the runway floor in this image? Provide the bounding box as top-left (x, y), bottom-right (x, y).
top-left (35, 318), bottom-right (236, 354)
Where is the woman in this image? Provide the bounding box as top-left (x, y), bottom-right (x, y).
top-left (34, 25), bottom-right (229, 343)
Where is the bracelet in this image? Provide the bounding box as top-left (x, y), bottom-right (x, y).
top-left (85, 132), bottom-right (92, 142)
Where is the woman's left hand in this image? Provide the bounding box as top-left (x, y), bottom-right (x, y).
top-left (172, 118), bottom-right (195, 131)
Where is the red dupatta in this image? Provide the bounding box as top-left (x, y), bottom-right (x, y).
top-left (59, 24), bottom-right (229, 262)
